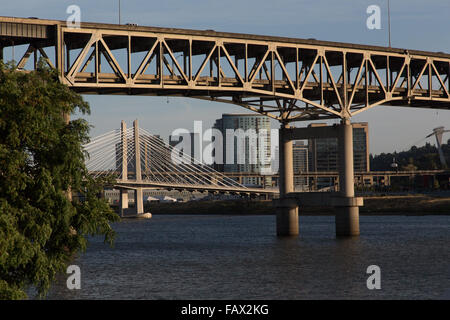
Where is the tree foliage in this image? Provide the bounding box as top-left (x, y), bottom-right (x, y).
top-left (370, 141), bottom-right (450, 171)
top-left (0, 61), bottom-right (119, 299)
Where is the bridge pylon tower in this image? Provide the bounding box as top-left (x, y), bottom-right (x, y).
top-left (119, 120), bottom-right (128, 217)
top-left (118, 119), bottom-right (146, 217)
top-left (133, 119), bottom-right (145, 216)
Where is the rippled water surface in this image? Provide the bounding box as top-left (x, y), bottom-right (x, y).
top-left (45, 215), bottom-right (450, 299)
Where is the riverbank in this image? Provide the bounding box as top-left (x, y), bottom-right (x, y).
top-left (361, 195), bottom-right (450, 214)
top-left (131, 194), bottom-right (450, 216)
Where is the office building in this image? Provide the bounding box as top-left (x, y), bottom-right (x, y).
top-left (293, 141), bottom-right (309, 188)
top-left (308, 122), bottom-right (369, 172)
top-left (308, 122), bottom-right (370, 188)
top-left (213, 113), bottom-right (272, 186)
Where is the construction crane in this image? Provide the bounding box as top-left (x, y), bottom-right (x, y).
top-left (426, 127), bottom-right (450, 167)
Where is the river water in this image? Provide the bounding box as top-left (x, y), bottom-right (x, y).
top-left (44, 215), bottom-right (450, 300)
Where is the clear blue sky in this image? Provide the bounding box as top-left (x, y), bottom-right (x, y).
top-left (3, 0), bottom-right (450, 154)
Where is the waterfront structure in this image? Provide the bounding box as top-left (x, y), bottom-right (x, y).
top-left (104, 189), bottom-right (209, 204)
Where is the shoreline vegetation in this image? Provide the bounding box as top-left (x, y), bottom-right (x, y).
top-left (113, 194), bottom-right (450, 216)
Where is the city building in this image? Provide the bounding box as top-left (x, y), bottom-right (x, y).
top-left (213, 113), bottom-right (272, 186)
top-left (308, 122), bottom-right (370, 189)
top-left (293, 141), bottom-right (309, 189)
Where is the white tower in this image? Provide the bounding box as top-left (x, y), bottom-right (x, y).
top-left (426, 127), bottom-right (450, 167)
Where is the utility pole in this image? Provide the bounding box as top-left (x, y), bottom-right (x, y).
top-left (387, 0), bottom-right (391, 47)
top-left (119, 0), bottom-right (121, 25)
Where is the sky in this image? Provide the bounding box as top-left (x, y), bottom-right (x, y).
top-left (2, 0), bottom-right (450, 154)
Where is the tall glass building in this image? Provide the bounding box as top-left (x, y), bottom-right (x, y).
top-left (213, 113), bottom-right (272, 186)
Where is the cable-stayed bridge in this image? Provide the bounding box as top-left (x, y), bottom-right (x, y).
top-left (83, 120), bottom-right (275, 216)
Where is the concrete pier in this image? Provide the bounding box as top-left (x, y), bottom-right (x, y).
top-left (276, 123), bottom-right (299, 236)
top-left (336, 119), bottom-right (360, 236)
top-left (274, 120), bottom-right (361, 237)
top-left (119, 189), bottom-right (129, 217)
top-left (134, 188), bottom-right (144, 215)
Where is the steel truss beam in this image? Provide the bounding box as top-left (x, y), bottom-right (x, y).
top-left (2, 17), bottom-right (450, 122)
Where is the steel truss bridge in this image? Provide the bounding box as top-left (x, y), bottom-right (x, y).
top-left (2, 16), bottom-right (450, 234)
top-left (1, 16), bottom-right (450, 122)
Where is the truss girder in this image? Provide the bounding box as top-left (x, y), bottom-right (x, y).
top-left (2, 18), bottom-right (450, 122)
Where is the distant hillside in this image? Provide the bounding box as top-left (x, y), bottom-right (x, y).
top-left (370, 140), bottom-right (450, 171)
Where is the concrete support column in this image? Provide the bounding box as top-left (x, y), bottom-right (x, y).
top-left (119, 189), bottom-right (129, 217)
top-left (276, 123), bottom-right (298, 236)
top-left (134, 188), bottom-right (144, 215)
top-left (336, 119), bottom-right (360, 237)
